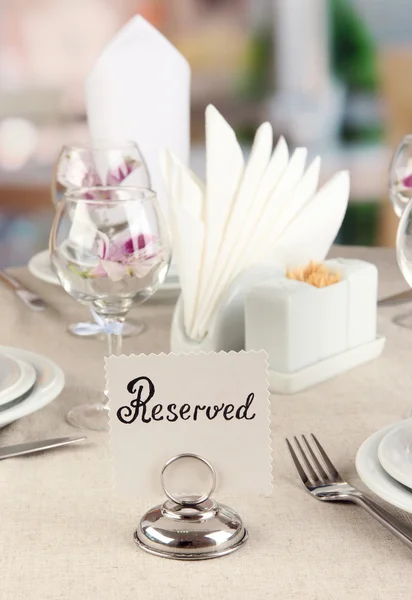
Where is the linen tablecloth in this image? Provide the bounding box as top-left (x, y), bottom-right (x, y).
top-left (1, 246), bottom-right (412, 600)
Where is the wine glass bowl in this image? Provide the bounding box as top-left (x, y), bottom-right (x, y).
top-left (51, 140), bottom-right (151, 338)
top-left (52, 140), bottom-right (150, 208)
top-left (389, 135), bottom-right (412, 218)
top-left (50, 186), bottom-right (171, 431)
top-left (388, 135), bottom-right (412, 331)
top-left (396, 197), bottom-right (412, 289)
top-left (390, 140), bottom-right (412, 416)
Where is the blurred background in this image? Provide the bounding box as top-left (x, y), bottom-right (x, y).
top-left (0, 0), bottom-right (411, 267)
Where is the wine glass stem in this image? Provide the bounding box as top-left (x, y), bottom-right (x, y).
top-left (103, 318), bottom-right (124, 405)
top-left (106, 322), bottom-right (123, 357)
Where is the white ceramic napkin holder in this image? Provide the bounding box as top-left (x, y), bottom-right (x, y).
top-left (170, 264), bottom-right (281, 353)
top-left (245, 258), bottom-right (385, 394)
top-left (171, 258), bottom-right (385, 395)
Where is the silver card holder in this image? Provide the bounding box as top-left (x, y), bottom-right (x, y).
top-left (134, 454), bottom-right (248, 560)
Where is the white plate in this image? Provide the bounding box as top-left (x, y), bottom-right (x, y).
top-left (356, 420), bottom-right (412, 513)
top-left (0, 346), bottom-right (65, 428)
top-left (0, 357), bottom-right (36, 408)
top-left (0, 354), bottom-right (23, 393)
top-left (28, 249), bottom-right (180, 291)
top-left (28, 250), bottom-right (59, 286)
top-left (378, 419), bottom-right (412, 489)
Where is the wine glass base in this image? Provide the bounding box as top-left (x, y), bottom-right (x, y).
top-left (67, 403), bottom-right (109, 432)
top-left (67, 319), bottom-right (145, 339)
top-left (392, 311), bottom-right (412, 329)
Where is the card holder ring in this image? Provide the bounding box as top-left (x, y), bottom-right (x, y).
top-left (161, 453), bottom-right (217, 506)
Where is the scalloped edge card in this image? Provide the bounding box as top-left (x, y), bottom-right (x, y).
top-left (106, 351), bottom-right (272, 497)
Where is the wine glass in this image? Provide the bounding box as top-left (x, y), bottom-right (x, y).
top-left (52, 140), bottom-right (150, 338)
top-left (389, 136), bottom-right (412, 328)
top-left (396, 198), bottom-right (412, 419)
top-left (389, 135), bottom-right (412, 217)
top-left (397, 193), bottom-right (412, 288)
top-left (50, 186), bottom-right (171, 431)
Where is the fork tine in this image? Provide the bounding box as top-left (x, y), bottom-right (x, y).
top-left (294, 436), bottom-right (320, 483)
top-left (302, 435), bottom-right (328, 482)
top-left (311, 433), bottom-right (343, 482)
top-left (285, 438), bottom-right (309, 486)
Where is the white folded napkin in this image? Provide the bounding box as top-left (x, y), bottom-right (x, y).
top-left (85, 15), bottom-right (191, 221)
top-left (162, 105), bottom-right (350, 342)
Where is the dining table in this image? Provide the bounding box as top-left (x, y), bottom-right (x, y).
top-left (1, 244), bottom-right (412, 600)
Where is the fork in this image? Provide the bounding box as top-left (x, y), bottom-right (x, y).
top-left (286, 434), bottom-right (412, 549)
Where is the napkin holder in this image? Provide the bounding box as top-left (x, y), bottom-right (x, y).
top-left (171, 259), bottom-right (386, 395)
top-left (170, 264), bottom-right (282, 353)
top-left (245, 259), bottom-right (386, 394)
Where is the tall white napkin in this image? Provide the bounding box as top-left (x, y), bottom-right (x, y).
top-left (85, 15), bottom-right (191, 220)
top-left (162, 105), bottom-right (350, 342)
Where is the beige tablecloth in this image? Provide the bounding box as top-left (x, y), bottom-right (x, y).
top-left (1, 246), bottom-right (412, 600)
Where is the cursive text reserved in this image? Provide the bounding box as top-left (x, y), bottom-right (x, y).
top-left (116, 376), bottom-right (257, 424)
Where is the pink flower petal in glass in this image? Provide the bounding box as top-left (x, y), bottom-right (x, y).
top-left (98, 260), bottom-right (129, 282)
top-left (403, 173), bottom-right (412, 188)
top-left (106, 158), bottom-right (140, 185)
top-left (57, 152), bottom-right (88, 188)
top-left (122, 233), bottom-right (150, 255)
top-left (90, 262), bottom-right (108, 278)
top-left (82, 167), bottom-right (103, 188)
top-left (129, 258), bottom-right (154, 278)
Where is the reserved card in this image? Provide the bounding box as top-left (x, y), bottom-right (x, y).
top-left (106, 351), bottom-right (272, 497)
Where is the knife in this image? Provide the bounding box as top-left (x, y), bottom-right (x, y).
top-left (378, 289), bottom-right (412, 307)
top-left (0, 270), bottom-right (46, 311)
top-left (0, 436), bottom-right (86, 460)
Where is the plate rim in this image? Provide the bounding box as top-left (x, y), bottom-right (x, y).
top-left (378, 418), bottom-right (412, 490)
top-left (0, 346), bottom-right (65, 428)
top-left (0, 354), bottom-right (22, 394)
top-left (28, 249), bottom-right (59, 286)
top-left (356, 420), bottom-right (412, 513)
top-left (0, 357), bottom-right (37, 407)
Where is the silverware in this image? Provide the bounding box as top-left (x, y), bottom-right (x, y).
top-left (286, 433), bottom-right (412, 550)
top-left (0, 436), bottom-right (86, 460)
top-left (378, 289), bottom-right (412, 307)
top-left (0, 270), bottom-right (46, 311)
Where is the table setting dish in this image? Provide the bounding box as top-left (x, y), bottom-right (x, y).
top-left (0, 346), bottom-right (64, 429)
top-left (0, 354), bottom-right (22, 394)
top-left (356, 419), bottom-right (412, 513)
top-left (378, 420), bottom-right (412, 490)
top-left (0, 353), bottom-right (36, 410)
top-left (28, 250), bottom-right (59, 286)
